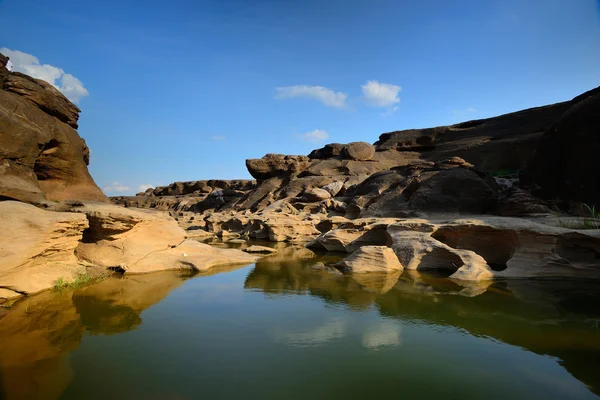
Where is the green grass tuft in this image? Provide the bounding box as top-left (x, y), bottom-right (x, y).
top-left (558, 203), bottom-right (600, 230)
top-left (53, 270), bottom-right (107, 292)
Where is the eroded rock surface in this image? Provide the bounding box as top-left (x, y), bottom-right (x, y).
top-left (0, 56), bottom-right (106, 204)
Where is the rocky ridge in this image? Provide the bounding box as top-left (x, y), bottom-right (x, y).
top-left (117, 85), bottom-right (600, 283)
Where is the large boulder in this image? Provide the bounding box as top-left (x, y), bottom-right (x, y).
top-left (334, 246), bottom-right (403, 273)
top-left (245, 154), bottom-right (310, 181)
top-left (0, 201), bottom-right (89, 297)
top-left (342, 141), bottom-right (375, 161)
top-left (308, 143), bottom-right (345, 159)
top-left (0, 64), bottom-right (107, 204)
top-left (385, 217), bottom-right (600, 281)
top-left (521, 87), bottom-right (600, 205)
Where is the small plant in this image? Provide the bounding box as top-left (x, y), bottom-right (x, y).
top-left (53, 270), bottom-right (107, 292)
top-left (581, 203), bottom-right (600, 229)
top-left (557, 203), bottom-right (600, 230)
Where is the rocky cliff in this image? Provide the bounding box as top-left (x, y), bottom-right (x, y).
top-left (0, 56), bottom-right (107, 204)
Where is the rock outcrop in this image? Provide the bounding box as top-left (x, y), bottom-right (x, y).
top-left (0, 201), bottom-right (89, 295)
top-left (0, 55), bottom-right (106, 204)
top-left (521, 87), bottom-right (600, 206)
top-left (334, 246), bottom-right (403, 273)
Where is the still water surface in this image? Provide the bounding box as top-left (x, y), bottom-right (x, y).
top-left (1, 246), bottom-right (600, 399)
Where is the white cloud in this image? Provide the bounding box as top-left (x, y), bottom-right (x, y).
top-left (300, 129), bottom-right (328, 142)
top-left (362, 80), bottom-right (401, 108)
top-left (137, 184), bottom-right (154, 192)
top-left (275, 85), bottom-right (348, 109)
top-left (211, 135), bottom-right (226, 141)
top-left (103, 182), bottom-right (130, 194)
top-left (361, 321), bottom-right (402, 350)
top-left (0, 48), bottom-right (89, 103)
top-left (276, 318), bottom-right (347, 347)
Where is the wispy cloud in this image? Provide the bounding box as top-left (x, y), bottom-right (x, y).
top-left (362, 80), bottom-right (401, 114)
top-left (211, 135), bottom-right (226, 141)
top-left (300, 129), bottom-right (329, 142)
top-left (275, 85), bottom-right (348, 109)
top-left (103, 182), bottom-right (130, 194)
top-left (137, 183), bottom-right (154, 192)
top-left (0, 48), bottom-right (89, 103)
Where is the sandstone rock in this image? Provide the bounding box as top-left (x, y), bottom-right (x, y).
top-left (263, 215), bottom-right (321, 242)
top-left (0, 76), bottom-right (106, 204)
top-left (334, 246), bottom-right (403, 273)
top-left (496, 187), bottom-right (552, 216)
top-left (382, 216), bottom-right (600, 281)
top-left (387, 222), bottom-right (494, 282)
top-left (127, 240), bottom-right (257, 274)
top-left (0, 201), bottom-right (89, 296)
top-left (70, 202), bottom-right (186, 269)
top-left (307, 220), bottom-right (391, 252)
top-left (303, 187), bottom-right (331, 202)
top-left (322, 181), bottom-right (344, 196)
top-left (246, 154), bottom-right (310, 181)
top-left (375, 127), bottom-right (443, 151)
top-left (4, 72), bottom-right (80, 128)
top-left (342, 141), bottom-right (375, 161)
top-left (308, 143), bottom-right (346, 159)
top-left (243, 245), bottom-right (278, 254)
top-left (408, 168), bottom-right (498, 214)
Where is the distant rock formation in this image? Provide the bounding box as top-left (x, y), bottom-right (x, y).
top-left (118, 84), bottom-right (600, 283)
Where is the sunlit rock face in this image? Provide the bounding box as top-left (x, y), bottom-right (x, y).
top-left (0, 58), bottom-right (107, 204)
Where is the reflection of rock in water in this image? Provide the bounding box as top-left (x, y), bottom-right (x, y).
top-left (0, 291), bottom-right (82, 400)
top-left (0, 271), bottom-right (191, 400)
top-left (73, 295), bottom-right (142, 335)
top-left (245, 258), bottom-right (600, 395)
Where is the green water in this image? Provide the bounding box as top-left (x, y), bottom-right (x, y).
top-left (1, 246), bottom-right (600, 400)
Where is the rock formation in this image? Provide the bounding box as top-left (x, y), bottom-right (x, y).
top-left (0, 61), bottom-right (107, 204)
top-left (116, 85), bottom-right (600, 283)
top-left (0, 56), bottom-right (259, 301)
top-left (2, 49), bottom-right (600, 301)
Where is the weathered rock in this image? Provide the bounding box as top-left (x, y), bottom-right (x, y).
top-left (387, 221), bottom-right (494, 282)
top-left (307, 219), bottom-right (393, 252)
top-left (0, 201), bottom-right (89, 297)
top-left (4, 72), bottom-right (80, 128)
top-left (335, 246), bottom-right (403, 273)
top-left (408, 167), bottom-right (498, 214)
top-left (127, 240), bottom-right (258, 274)
top-left (375, 128), bottom-right (444, 151)
top-left (322, 181), bottom-right (344, 196)
top-left (308, 143), bottom-right (345, 159)
top-left (521, 87), bottom-right (600, 205)
top-left (497, 187), bottom-right (552, 216)
top-left (343, 141), bottom-right (375, 161)
top-left (243, 245), bottom-right (278, 254)
top-left (263, 214), bottom-right (321, 242)
top-left (303, 187), bottom-right (331, 202)
top-left (0, 70), bottom-right (106, 204)
top-left (246, 154), bottom-right (310, 181)
top-left (383, 217), bottom-right (600, 281)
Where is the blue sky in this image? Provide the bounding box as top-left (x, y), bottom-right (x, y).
top-left (1, 0), bottom-right (599, 195)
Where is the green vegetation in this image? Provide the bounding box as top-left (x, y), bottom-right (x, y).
top-left (54, 270), bottom-right (107, 292)
top-left (558, 203), bottom-right (600, 230)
